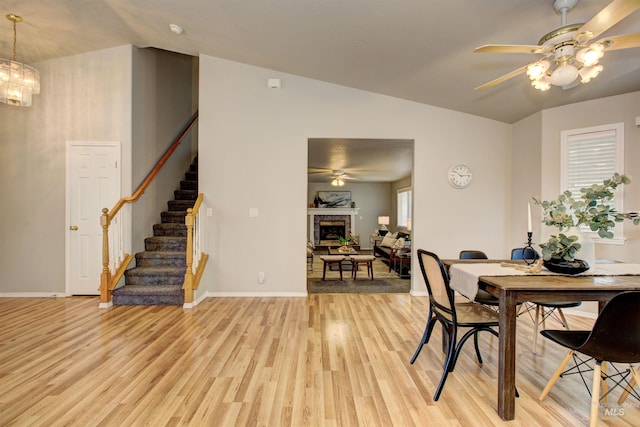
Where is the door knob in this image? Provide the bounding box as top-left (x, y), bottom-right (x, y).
top-left (70, 225), bottom-right (79, 231)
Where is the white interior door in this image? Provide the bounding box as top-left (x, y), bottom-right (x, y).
top-left (67, 142), bottom-right (120, 295)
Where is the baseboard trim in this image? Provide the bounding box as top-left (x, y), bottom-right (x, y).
top-left (0, 292), bottom-right (67, 298)
top-left (206, 291), bottom-right (308, 298)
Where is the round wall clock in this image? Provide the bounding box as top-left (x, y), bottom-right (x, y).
top-left (448, 164), bottom-right (472, 188)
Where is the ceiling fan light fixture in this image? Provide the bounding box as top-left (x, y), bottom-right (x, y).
top-left (579, 64), bottom-right (603, 83)
top-left (526, 60), bottom-right (550, 80)
top-left (531, 75), bottom-right (552, 91)
top-left (550, 63), bottom-right (579, 86)
top-left (331, 178), bottom-right (344, 187)
top-left (576, 44), bottom-right (604, 66)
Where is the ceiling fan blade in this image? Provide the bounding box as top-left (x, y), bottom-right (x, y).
top-left (474, 44), bottom-right (549, 54)
top-left (601, 32), bottom-right (640, 50)
top-left (475, 65), bottom-right (529, 91)
top-left (576, 0), bottom-right (640, 42)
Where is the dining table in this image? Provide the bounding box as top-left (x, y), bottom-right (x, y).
top-left (442, 259), bottom-right (640, 421)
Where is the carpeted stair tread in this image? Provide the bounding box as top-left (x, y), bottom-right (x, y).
top-left (174, 189), bottom-right (198, 200)
top-left (125, 267), bottom-right (185, 286)
top-left (180, 180), bottom-right (198, 191)
top-left (153, 223), bottom-right (187, 237)
top-left (112, 284), bottom-right (184, 306)
top-left (168, 200), bottom-right (195, 211)
top-left (135, 251), bottom-right (186, 268)
top-left (145, 236), bottom-right (187, 251)
top-left (161, 211), bottom-right (188, 223)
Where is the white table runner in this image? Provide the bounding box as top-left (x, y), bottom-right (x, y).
top-left (449, 263), bottom-right (640, 301)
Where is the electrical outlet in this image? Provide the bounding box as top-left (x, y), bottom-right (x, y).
top-left (258, 272), bottom-right (265, 284)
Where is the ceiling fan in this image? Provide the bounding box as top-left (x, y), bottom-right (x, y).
top-left (307, 168), bottom-right (358, 186)
top-left (474, 0), bottom-right (640, 91)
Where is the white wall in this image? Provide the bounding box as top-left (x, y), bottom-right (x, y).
top-left (537, 91), bottom-right (640, 263)
top-left (199, 55), bottom-right (512, 295)
top-left (0, 45), bottom-right (133, 294)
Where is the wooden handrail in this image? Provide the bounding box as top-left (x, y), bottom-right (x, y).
top-left (106, 111), bottom-right (199, 224)
top-left (100, 111), bottom-right (199, 305)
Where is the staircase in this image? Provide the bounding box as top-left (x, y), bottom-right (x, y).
top-left (112, 157), bottom-right (198, 306)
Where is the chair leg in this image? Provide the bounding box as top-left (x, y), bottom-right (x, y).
top-left (532, 304), bottom-right (541, 353)
top-left (590, 361), bottom-right (602, 427)
top-left (557, 308), bottom-right (570, 329)
top-left (600, 361), bottom-right (608, 404)
top-left (322, 262), bottom-right (327, 280)
top-left (352, 261), bottom-right (357, 279)
top-left (368, 260), bottom-right (374, 280)
top-left (410, 312), bottom-right (437, 364)
top-left (473, 332), bottom-right (483, 365)
top-left (618, 366), bottom-right (640, 404)
top-left (338, 262), bottom-right (343, 280)
top-left (540, 350), bottom-right (575, 400)
top-left (433, 326), bottom-right (457, 401)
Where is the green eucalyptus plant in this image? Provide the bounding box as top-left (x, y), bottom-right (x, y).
top-left (539, 233), bottom-right (581, 261)
top-left (534, 173), bottom-right (640, 261)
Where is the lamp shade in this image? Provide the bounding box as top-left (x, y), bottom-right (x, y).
top-left (378, 216), bottom-right (389, 226)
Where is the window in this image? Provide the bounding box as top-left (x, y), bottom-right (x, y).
top-left (561, 122), bottom-right (624, 242)
top-left (397, 187), bottom-right (412, 228)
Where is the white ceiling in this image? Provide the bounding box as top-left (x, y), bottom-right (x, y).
top-left (3, 0), bottom-right (639, 182)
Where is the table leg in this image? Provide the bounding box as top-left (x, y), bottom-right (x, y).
top-left (498, 290), bottom-right (517, 420)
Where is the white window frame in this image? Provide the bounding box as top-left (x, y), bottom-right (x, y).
top-left (397, 187), bottom-right (412, 229)
top-left (560, 122), bottom-right (625, 244)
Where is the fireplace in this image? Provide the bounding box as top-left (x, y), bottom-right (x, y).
top-left (307, 207), bottom-right (359, 245)
top-left (319, 220), bottom-right (347, 243)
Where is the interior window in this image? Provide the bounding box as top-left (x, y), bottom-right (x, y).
top-left (561, 122), bottom-right (624, 242)
top-left (397, 187), bottom-right (412, 228)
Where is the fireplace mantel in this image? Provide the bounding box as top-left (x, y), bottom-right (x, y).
top-left (307, 208), bottom-right (360, 244)
top-left (307, 208), bottom-right (359, 216)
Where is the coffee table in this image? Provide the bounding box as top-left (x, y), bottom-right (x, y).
top-left (328, 247), bottom-right (358, 255)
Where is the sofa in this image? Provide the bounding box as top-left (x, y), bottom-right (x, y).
top-left (373, 231), bottom-right (410, 262)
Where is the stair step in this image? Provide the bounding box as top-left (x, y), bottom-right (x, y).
top-left (185, 171), bottom-right (197, 181)
top-left (168, 200), bottom-right (194, 211)
top-left (112, 284), bottom-right (184, 306)
top-left (135, 251), bottom-right (186, 268)
top-left (125, 267), bottom-right (185, 286)
top-left (153, 223), bottom-right (187, 237)
top-left (145, 236), bottom-right (186, 251)
top-left (161, 211), bottom-right (187, 223)
top-left (180, 180), bottom-right (198, 191)
top-left (174, 189), bottom-right (198, 201)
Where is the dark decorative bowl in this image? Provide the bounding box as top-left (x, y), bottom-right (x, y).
top-left (543, 259), bottom-right (590, 275)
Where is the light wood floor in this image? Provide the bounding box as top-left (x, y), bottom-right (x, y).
top-left (0, 295), bottom-right (637, 426)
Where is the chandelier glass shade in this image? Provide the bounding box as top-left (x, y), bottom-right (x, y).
top-left (526, 42), bottom-right (605, 91)
top-left (331, 178), bottom-right (345, 186)
top-left (0, 14), bottom-right (40, 107)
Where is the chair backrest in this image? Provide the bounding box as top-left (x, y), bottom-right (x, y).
top-left (579, 291), bottom-right (640, 364)
top-left (459, 250), bottom-right (488, 259)
top-left (417, 249), bottom-right (454, 319)
top-left (511, 247), bottom-right (539, 260)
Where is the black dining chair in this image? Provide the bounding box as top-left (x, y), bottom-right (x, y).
top-left (538, 291), bottom-right (640, 427)
top-left (411, 249), bottom-right (500, 401)
top-left (511, 247), bottom-right (583, 353)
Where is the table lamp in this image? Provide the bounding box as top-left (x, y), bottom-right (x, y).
top-left (378, 216), bottom-right (390, 236)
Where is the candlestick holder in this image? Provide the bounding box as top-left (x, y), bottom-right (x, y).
top-left (521, 231), bottom-right (538, 265)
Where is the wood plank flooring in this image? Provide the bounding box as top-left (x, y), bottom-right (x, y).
top-left (0, 295), bottom-right (637, 426)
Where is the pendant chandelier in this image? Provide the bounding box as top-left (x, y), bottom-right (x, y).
top-left (0, 14), bottom-right (40, 107)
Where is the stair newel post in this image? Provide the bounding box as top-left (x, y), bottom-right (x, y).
top-left (100, 208), bottom-right (113, 304)
top-left (183, 207), bottom-right (194, 304)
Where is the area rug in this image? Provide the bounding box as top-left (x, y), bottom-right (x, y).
top-left (307, 278), bottom-right (411, 294)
